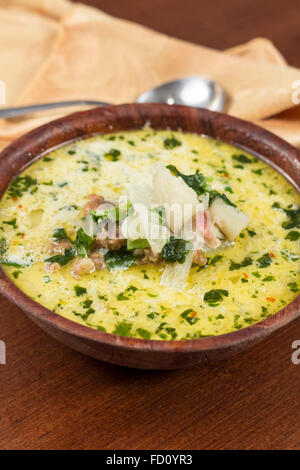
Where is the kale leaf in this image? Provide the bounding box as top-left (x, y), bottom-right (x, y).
top-left (160, 236), bottom-right (191, 264)
top-left (44, 248), bottom-right (76, 266)
top-left (166, 165), bottom-right (210, 196)
top-left (282, 207), bottom-right (300, 230)
top-left (104, 248), bottom-right (137, 270)
top-left (209, 190), bottom-right (236, 208)
top-left (204, 289), bottom-right (229, 305)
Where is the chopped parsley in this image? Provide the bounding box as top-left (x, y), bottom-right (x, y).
top-left (104, 248), bottom-right (137, 270)
top-left (167, 165), bottom-right (210, 195)
top-left (209, 190), bottom-right (236, 207)
top-left (282, 207), bottom-right (300, 230)
top-left (288, 282), bottom-right (299, 293)
top-left (104, 148), bottom-right (121, 161)
top-left (8, 175), bottom-right (37, 199)
top-left (204, 289), bottom-right (228, 305)
top-left (286, 231), bottom-right (300, 241)
top-left (113, 321), bottom-right (132, 337)
top-left (232, 154), bottom-right (252, 164)
top-left (163, 137), bottom-right (181, 149)
top-left (256, 253), bottom-right (273, 268)
top-left (3, 218), bottom-right (17, 229)
top-left (180, 309), bottom-right (198, 325)
top-left (74, 285), bottom-right (87, 296)
top-left (229, 256), bottom-right (253, 271)
top-left (160, 236), bottom-right (191, 264)
top-left (136, 328), bottom-right (151, 340)
top-left (44, 248), bottom-right (76, 266)
top-left (74, 228), bottom-right (93, 257)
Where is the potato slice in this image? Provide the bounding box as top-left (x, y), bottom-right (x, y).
top-left (209, 197), bottom-right (249, 241)
top-left (152, 162), bottom-right (199, 233)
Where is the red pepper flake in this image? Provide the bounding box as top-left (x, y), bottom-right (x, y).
top-left (266, 297), bottom-right (275, 302)
top-left (12, 197), bottom-right (18, 201)
top-left (18, 204), bottom-right (23, 209)
top-left (189, 312), bottom-right (197, 317)
top-left (269, 252), bottom-right (275, 258)
top-left (242, 272), bottom-right (249, 279)
top-left (20, 233), bottom-right (25, 238)
top-left (224, 173), bottom-right (229, 178)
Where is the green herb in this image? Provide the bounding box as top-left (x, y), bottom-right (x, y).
top-left (232, 154), bottom-right (252, 164)
top-left (97, 326), bottom-right (106, 332)
top-left (0, 237), bottom-right (7, 256)
top-left (209, 255), bottom-right (223, 266)
top-left (204, 289), bottom-right (229, 305)
top-left (280, 249), bottom-right (299, 262)
top-left (0, 260), bottom-right (26, 267)
top-left (180, 309), bottom-right (198, 325)
top-left (12, 270), bottom-right (22, 279)
top-left (160, 236), bottom-right (191, 264)
top-left (163, 137), bottom-right (181, 149)
top-left (209, 190), bottom-right (236, 207)
top-left (247, 229), bottom-right (256, 237)
top-left (229, 256), bottom-right (253, 271)
top-left (256, 253), bottom-right (272, 268)
top-left (113, 321), bottom-right (132, 337)
top-left (288, 282), bottom-right (299, 293)
top-left (224, 186), bottom-right (233, 193)
top-left (81, 299), bottom-right (93, 309)
top-left (8, 175), bottom-right (37, 199)
top-left (58, 205), bottom-right (78, 211)
top-left (67, 149), bottom-right (76, 155)
top-left (262, 276), bottom-right (275, 282)
top-left (104, 248), bottom-right (137, 270)
top-left (91, 202), bottom-right (131, 223)
top-left (136, 328), bottom-right (151, 340)
top-left (252, 271), bottom-right (261, 278)
top-left (74, 285), bottom-right (87, 296)
top-left (44, 248), bottom-right (76, 266)
top-left (286, 231), bottom-right (300, 241)
top-left (282, 207), bottom-right (300, 230)
top-left (104, 148), bottom-right (121, 161)
top-left (127, 239), bottom-right (150, 250)
top-left (167, 165), bottom-right (210, 195)
top-left (52, 227), bottom-right (70, 242)
top-left (74, 228), bottom-right (93, 257)
top-left (252, 168), bottom-right (263, 175)
top-left (3, 218), bottom-right (17, 229)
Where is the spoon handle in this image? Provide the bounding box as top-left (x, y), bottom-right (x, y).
top-left (0, 100), bottom-right (111, 118)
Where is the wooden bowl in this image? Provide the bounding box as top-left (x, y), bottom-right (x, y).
top-left (0, 103), bottom-right (299, 369)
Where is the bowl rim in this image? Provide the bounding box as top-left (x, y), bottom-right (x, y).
top-left (0, 102), bottom-right (299, 354)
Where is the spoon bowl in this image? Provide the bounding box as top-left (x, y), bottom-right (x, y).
top-left (136, 76), bottom-right (226, 111)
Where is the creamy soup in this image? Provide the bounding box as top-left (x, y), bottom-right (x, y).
top-left (0, 129), bottom-right (299, 340)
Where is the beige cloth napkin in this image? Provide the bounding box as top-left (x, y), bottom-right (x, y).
top-left (0, 0), bottom-right (300, 151)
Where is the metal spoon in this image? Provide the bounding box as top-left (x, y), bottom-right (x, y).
top-left (0, 76), bottom-right (226, 118)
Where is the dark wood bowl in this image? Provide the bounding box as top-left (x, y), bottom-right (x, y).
top-left (0, 103), bottom-right (299, 369)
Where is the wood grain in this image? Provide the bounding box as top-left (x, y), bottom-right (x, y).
top-left (0, 0), bottom-right (300, 450)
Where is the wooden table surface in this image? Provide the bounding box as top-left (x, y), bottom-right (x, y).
top-left (0, 0), bottom-right (299, 450)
